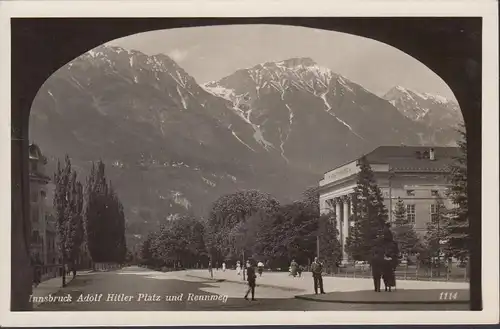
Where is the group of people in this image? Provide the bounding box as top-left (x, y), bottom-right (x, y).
top-left (288, 260), bottom-right (304, 277)
top-left (242, 257), bottom-right (327, 300)
top-left (208, 249), bottom-right (396, 300)
top-left (371, 248), bottom-right (397, 292)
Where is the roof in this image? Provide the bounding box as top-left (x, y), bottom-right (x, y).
top-left (365, 146), bottom-right (460, 172)
top-left (29, 143), bottom-right (47, 164)
top-left (324, 145), bottom-right (461, 174)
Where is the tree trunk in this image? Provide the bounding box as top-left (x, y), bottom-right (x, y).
top-left (62, 256), bottom-right (66, 287)
top-left (11, 137), bottom-right (33, 311)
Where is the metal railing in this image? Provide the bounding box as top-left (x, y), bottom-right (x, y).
top-left (324, 261), bottom-right (469, 282)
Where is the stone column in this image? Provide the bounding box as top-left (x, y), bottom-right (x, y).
top-left (341, 195), bottom-right (350, 261)
top-left (349, 194), bottom-right (356, 228)
top-left (334, 197), bottom-right (342, 243)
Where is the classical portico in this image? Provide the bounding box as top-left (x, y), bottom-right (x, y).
top-left (325, 194), bottom-right (355, 262)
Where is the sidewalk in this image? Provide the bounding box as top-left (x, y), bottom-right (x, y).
top-left (295, 289), bottom-right (469, 304)
top-left (31, 270), bottom-right (93, 309)
top-left (184, 269), bottom-right (469, 303)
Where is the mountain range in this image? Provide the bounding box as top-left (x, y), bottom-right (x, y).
top-left (28, 45), bottom-right (463, 244)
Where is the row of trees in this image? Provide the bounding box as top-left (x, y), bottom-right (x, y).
top-left (53, 156), bottom-right (127, 285)
top-left (140, 188), bottom-right (342, 270)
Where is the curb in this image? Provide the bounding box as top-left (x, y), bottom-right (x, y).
top-left (294, 294), bottom-right (469, 305)
top-left (185, 274), bottom-right (305, 292)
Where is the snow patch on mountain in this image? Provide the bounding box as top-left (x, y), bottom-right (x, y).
top-left (201, 176), bottom-right (217, 187)
top-left (202, 83), bottom-right (235, 100)
top-left (228, 125), bottom-right (255, 152)
top-left (170, 191), bottom-right (191, 209)
top-left (176, 86), bottom-right (187, 110)
top-left (278, 127), bottom-right (289, 163)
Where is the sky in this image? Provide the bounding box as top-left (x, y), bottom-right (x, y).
top-left (108, 24), bottom-right (457, 100)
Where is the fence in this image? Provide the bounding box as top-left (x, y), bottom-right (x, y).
top-left (324, 261), bottom-right (469, 282)
top-left (93, 262), bottom-right (122, 271)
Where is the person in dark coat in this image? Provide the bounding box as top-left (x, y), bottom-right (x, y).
top-left (371, 248), bottom-right (384, 292)
top-left (244, 260), bottom-right (257, 301)
top-left (382, 254), bottom-right (396, 292)
top-left (311, 257), bottom-right (325, 294)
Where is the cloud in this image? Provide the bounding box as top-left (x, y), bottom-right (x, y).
top-left (168, 48), bottom-right (189, 62)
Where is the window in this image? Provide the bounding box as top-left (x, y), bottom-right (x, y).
top-left (430, 204), bottom-right (438, 222)
top-left (406, 204), bottom-right (416, 225)
top-left (41, 191), bottom-right (46, 199)
top-left (406, 189), bottom-right (415, 196)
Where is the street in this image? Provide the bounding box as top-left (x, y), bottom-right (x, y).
top-left (35, 266), bottom-right (468, 311)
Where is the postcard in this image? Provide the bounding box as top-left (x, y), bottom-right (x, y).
top-left (0, 0), bottom-right (498, 326)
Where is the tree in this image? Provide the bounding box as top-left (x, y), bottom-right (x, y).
top-left (346, 156), bottom-right (392, 261)
top-left (84, 161), bottom-right (127, 263)
top-left (257, 200), bottom-right (341, 269)
top-left (65, 171), bottom-right (85, 269)
top-left (53, 156), bottom-right (72, 286)
top-left (53, 155), bottom-right (84, 286)
top-left (445, 124), bottom-right (469, 261)
top-left (423, 195), bottom-right (449, 273)
top-left (392, 197), bottom-right (423, 256)
top-left (317, 212), bottom-right (342, 268)
top-left (206, 190), bottom-right (280, 262)
top-left (148, 216), bottom-right (207, 269)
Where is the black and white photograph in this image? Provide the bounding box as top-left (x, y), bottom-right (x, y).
top-left (1, 0), bottom-right (498, 326)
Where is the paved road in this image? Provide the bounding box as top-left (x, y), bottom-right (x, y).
top-left (36, 266), bottom-right (468, 311)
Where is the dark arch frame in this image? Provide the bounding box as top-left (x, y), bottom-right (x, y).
top-left (11, 17), bottom-right (482, 311)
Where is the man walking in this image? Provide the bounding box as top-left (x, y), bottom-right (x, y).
top-left (208, 261), bottom-right (213, 279)
top-left (371, 248), bottom-right (384, 292)
top-left (244, 260), bottom-right (257, 301)
top-left (311, 257), bottom-right (325, 294)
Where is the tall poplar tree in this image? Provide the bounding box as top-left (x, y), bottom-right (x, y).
top-left (85, 161), bottom-right (127, 263)
top-left (65, 171), bottom-right (85, 270)
top-left (53, 155), bottom-right (84, 285)
top-left (53, 156), bottom-right (71, 286)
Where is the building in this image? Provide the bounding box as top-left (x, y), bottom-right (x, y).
top-left (318, 146), bottom-right (460, 262)
top-left (29, 144), bottom-right (59, 265)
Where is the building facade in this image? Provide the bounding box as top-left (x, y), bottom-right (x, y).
top-left (29, 144), bottom-right (59, 265)
top-left (318, 146), bottom-right (459, 262)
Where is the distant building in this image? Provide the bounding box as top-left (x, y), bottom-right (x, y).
top-left (318, 146), bottom-right (459, 261)
top-left (29, 144), bottom-right (58, 265)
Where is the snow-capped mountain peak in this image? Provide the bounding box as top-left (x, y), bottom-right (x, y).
top-left (202, 57), bottom-right (356, 102)
top-left (383, 85), bottom-right (462, 131)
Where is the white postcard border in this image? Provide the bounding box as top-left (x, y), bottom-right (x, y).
top-left (0, 0), bottom-right (498, 326)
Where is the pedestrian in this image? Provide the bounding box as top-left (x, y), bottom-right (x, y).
top-left (297, 264), bottom-right (303, 277)
top-left (236, 261), bottom-right (241, 275)
top-left (208, 261), bottom-right (213, 279)
top-left (382, 253), bottom-right (396, 292)
top-left (244, 260), bottom-right (257, 301)
top-left (222, 262), bottom-right (226, 272)
top-left (290, 259), bottom-right (298, 277)
top-left (72, 262), bottom-right (77, 279)
top-left (257, 261), bottom-right (264, 276)
top-left (311, 257), bottom-right (325, 294)
top-left (371, 248), bottom-right (384, 292)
